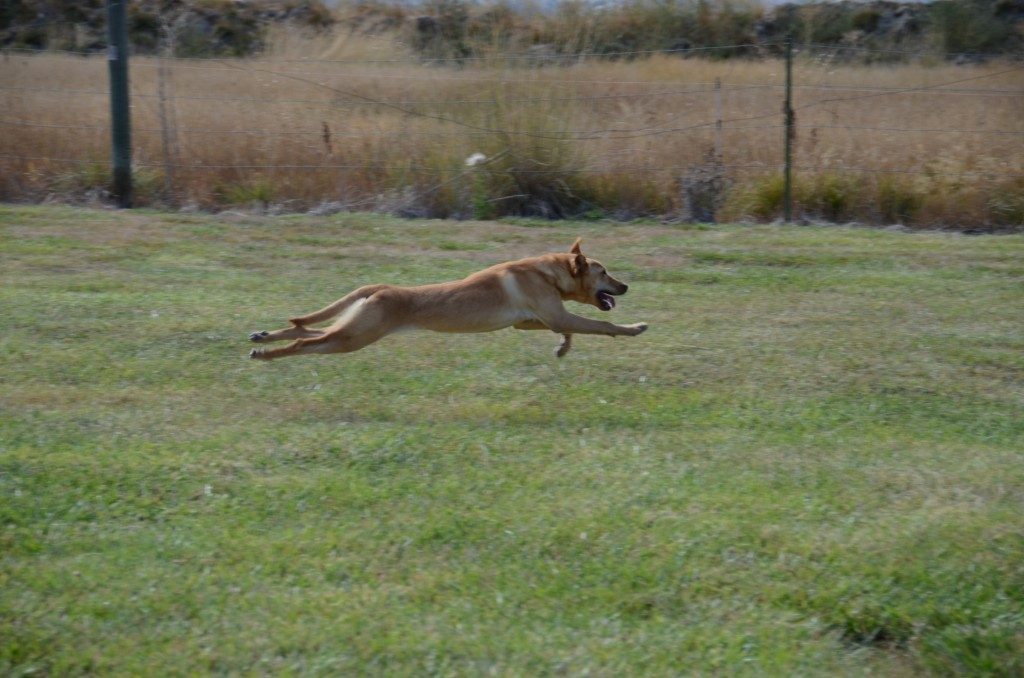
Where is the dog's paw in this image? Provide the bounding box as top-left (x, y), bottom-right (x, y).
top-left (555, 334), bottom-right (572, 358)
top-left (249, 330), bottom-right (270, 343)
top-left (249, 348), bottom-right (267, 360)
top-left (627, 322), bottom-right (648, 336)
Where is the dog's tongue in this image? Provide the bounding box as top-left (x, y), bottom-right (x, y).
top-left (598, 291), bottom-right (616, 311)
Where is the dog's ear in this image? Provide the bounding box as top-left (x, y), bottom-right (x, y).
top-left (569, 237), bottom-right (587, 276)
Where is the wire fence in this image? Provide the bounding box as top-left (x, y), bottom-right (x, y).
top-left (1, 39), bottom-right (1023, 225)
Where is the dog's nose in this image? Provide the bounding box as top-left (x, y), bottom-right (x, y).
top-left (620, 283), bottom-right (629, 294)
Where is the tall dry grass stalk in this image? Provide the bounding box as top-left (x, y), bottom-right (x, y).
top-left (0, 28), bottom-right (1021, 227)
top-left (155, 13), bottom-right (185, 206)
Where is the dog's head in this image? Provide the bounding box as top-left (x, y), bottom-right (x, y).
top-left (567, 237), bottom-right (629, 311)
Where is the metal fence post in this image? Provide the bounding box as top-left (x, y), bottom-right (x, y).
top-left (107, 0), bottom-right (132, 208)
top-left (783, 34), bottom-right (794, 223)
top-left (714, 77), bottom-right (723, 163)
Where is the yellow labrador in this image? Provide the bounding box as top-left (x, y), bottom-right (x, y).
top-left (248, 238), bottom-right (647, 360)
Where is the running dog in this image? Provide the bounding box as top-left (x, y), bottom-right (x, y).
top-left (248, 238), bottom-right (647, 360)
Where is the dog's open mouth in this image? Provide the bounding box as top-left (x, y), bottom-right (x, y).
top-left (597, 291), bottom-right (617, 311)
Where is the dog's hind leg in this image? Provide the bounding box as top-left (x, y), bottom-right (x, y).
top-left (250, 299), bottom-right (393, 360)
top-left (249, 325), bottom-right (388, 360)
top-left (287, 284), bottom-right (387, 327)
top-left (249, 326), bottom-right (325, 344)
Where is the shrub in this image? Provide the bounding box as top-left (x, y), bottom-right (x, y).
top-left (408, 0), bottom-right (472, 61)
top-left (987, 177), bottom-right (1024, 228)
top-left (852, 8), bottom-right (882, 33)
top-left (469, 86), bottom-right (591, 218)
top-left (216, 177), bottom-right (276, 209)
top-left (802, 173), bottom-right (861, 222)
top-left (876, 176), bottom-right (924, 224)
top-left (932, 0), bottom-right (1021, 56)
top-left (722, 174), bottom-right (786, 221)
top-left (679, 151), bottom-right (731, 223)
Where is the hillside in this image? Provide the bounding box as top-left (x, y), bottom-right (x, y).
top-left (2, 0), bottom-right (1022, 60)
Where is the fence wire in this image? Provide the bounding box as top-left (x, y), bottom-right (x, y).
top-left (2, 42), bottom-right (1022, 220)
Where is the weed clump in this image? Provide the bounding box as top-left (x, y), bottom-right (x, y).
top-left (680, 151), bottom-right (731, 223)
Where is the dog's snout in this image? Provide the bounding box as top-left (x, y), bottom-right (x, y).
top-left (620, 283), bottom-right (629, 294)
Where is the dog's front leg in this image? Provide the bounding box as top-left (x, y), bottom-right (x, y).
top-left (538, 310), bottom-right (647, 339)
top-left (513, 319), bottom-right (572, 358)
top-left (555, 333), bottom-right (572, 357)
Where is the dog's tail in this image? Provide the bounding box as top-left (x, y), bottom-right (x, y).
top-left (289, 284), bottom-right (386, 327)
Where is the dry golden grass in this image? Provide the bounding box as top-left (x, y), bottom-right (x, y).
top-left (1, 29), bottom-right (1022, 227)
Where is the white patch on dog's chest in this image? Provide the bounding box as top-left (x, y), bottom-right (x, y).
top-left (500, 272), bottom-right (525, 303)
top-left (499, 273), bottom-right (537, 324)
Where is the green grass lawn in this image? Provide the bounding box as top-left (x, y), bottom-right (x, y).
top-left (1, 205), bottom-right (1022, 675)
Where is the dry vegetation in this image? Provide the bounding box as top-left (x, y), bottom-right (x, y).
top-left (1, 26), bottom-right (1022, 227)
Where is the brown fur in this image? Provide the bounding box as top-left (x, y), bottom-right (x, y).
top-left (248, 238), bottom-right (647, 360)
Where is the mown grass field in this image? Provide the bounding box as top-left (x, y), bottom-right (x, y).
top-left (1, 204), bottom-right (1022, 675)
